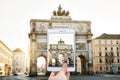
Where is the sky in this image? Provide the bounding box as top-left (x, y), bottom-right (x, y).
top-left (48, 29), bottom-right (75, 44)
top-left (48, 34), bottom-right (74, 47)
top-left (0, 0), bottom-right (120, 52)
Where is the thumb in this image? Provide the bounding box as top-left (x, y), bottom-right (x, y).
top-left (60, 63), bottom-right (68, 73)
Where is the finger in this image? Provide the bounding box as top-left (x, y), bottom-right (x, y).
top-left (49, 72), bottom-right (55, 77)
top-left (66, 72), bottom-right (70, 80)
top-left (60, 63), bottom-right (68, 74)
top-left (53, 72), bottom-right (58, 75)
top-left (48, 72), bottom-right (54, 80)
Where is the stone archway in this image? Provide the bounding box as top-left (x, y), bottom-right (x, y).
top-left (37, 55), bottom-right (46, 75)
top-left (58, 53), bottom-right (65, 66)
top-left (77, 55), bottom-right (86, 74)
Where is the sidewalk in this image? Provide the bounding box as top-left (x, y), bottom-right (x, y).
top-left (95, 74), bottom-right (120, 77)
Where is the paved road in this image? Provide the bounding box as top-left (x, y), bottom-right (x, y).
top-left (70, 75), bottom-right (120, 80)
top-left (0, 76), bottom-right (29, 80)
top-left (0, 74), bottom-right (120, 80)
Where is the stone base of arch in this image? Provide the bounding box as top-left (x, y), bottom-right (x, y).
top-left (29, 64), bottom-right (37, 76)
top-left (88, 63), bottom-right (93, 74)
top-left (29, 72), bottom-right (37, 76)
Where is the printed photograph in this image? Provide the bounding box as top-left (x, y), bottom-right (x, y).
top-left (47, 31), bottom-right (75, 67)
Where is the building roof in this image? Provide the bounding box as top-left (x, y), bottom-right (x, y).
top-left (13, 48), bottom-right (23, 52)
top-left (0, 40), bottom-right (13, 53)
top-left (95, 33), bottom-right (120, 39)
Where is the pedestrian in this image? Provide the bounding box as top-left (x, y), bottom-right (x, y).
top-left (48, 63), bottom-right (70, 80)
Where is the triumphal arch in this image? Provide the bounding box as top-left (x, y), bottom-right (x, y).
top-left (29, 5), bottom-right (93, 76)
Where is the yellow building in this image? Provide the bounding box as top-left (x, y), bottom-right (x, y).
top-left (0, 40), bottom-right (13, 76)
top-left (93, 33), bottom-right (120, 74)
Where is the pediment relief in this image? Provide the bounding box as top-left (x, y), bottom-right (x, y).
top-left (36, 42), bottom-right (47, 50)
top-left (34, 22), bottom-right (91, 33)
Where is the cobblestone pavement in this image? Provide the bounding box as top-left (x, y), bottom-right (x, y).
top-left (0, 74), bottom-right (120, 80)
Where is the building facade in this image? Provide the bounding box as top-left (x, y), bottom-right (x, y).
top-left (0, 40), bottom-right (13, 76)
top-left (29, 5), bottom-right (93, 76)
top-left (13, 48), bottom-right (26, 75)
top-left (92, 33), bottom-right (120, 74)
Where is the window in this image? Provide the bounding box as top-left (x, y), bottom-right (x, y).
top-left (99, 40), bottom-right (101, 44)
top-left (99, 52), bottom-right (102, 56)
top-left (105, 52), bottom-right (108, 56)
top-left (116, 41), bottom-right (118, 44)
top-left (105, 59), bottom-right (108, 63)
top-left (117, 52), bottom-right (119, 56)
top-left (99, 47), bottom-right (101, 51)
top-left (111, 59), bottom-right (114, 63)
top-left (118, 66), bottom-right (120, 70)
top-left (117, 59), bottom-right (120, 63)
top-left (105, 47), bottom-right (107, 50)
top-left (111, 47), bottom-right (113, 50)
top-left (100, 59), bottom-right (102, 63)
top-left (106, 66), bottom-right (108, 71)
top-left (111, 40), bottom-right (113, 45)
top-left (100, 67), bottom-right (102, 71)
top-left (105, 40), bottom-right (107, 44)
top-left (111, 52), bottom-right (113, 56)
top-left (117, 47), bottom-right (119, 51)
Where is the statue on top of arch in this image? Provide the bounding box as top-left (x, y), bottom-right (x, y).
top-left (53, 5), bottom-right (70, 16)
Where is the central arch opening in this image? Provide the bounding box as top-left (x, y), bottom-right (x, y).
top-left (58, 53), bottom-right (65, 66)
top-left (37, 56), bottom-right (46, 75)
top-left (77, 55), bottom-right (86, 74)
